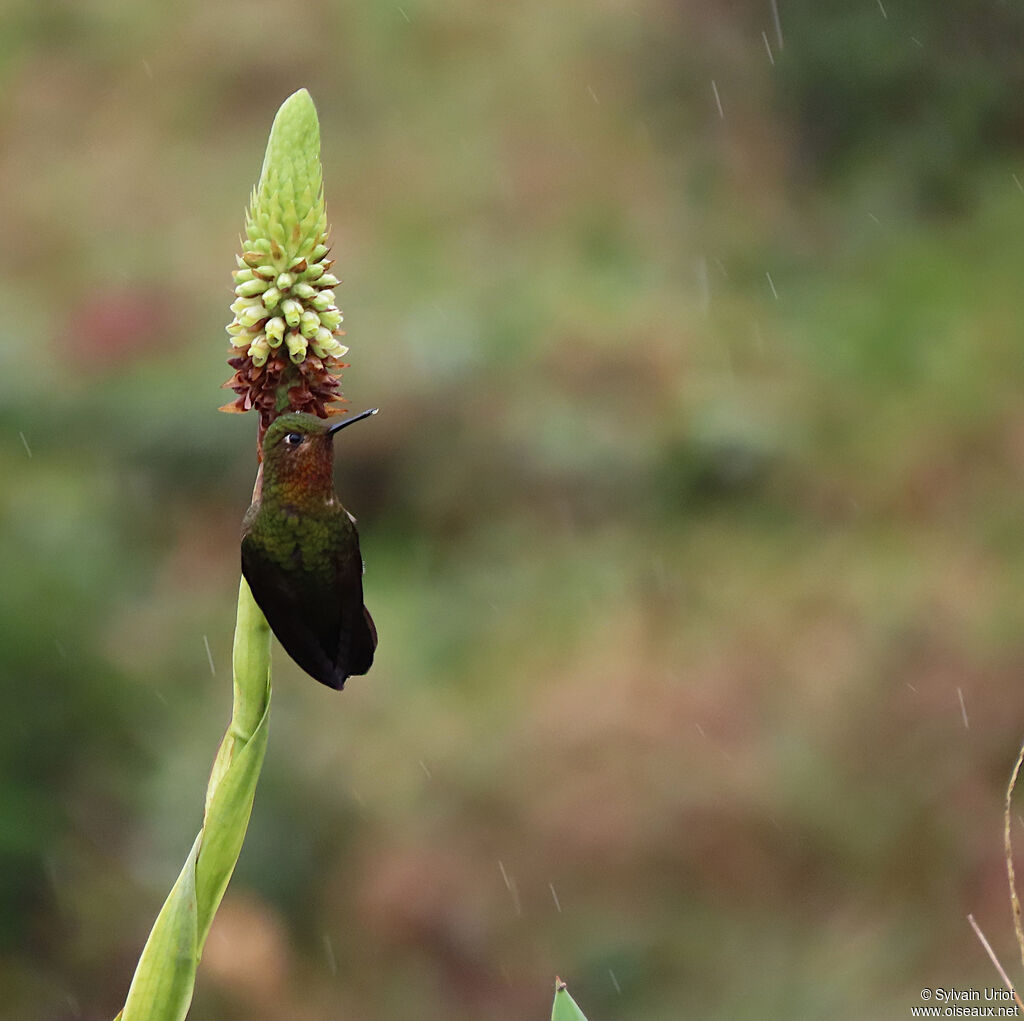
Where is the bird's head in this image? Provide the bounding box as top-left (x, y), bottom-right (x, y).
top-left (260, 409), bottom-right (378, 498)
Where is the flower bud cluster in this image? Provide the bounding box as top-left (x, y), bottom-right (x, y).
top-left (220, 89), bottom-right (353, 430)
top-left (227, 244), bottom-right (347, 368)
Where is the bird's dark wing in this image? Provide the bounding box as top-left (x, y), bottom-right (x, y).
top-left (242, 531), bottom-right (376, 690)
top-left (336, 583), bottom-right (377, 680)
top-left (242, 535), bottom-right (338, 688)
top-left (322, 530), bottom-right (376, 686)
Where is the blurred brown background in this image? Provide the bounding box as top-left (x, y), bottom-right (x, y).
top-left (4, 1), bottom-right (1024, 1018)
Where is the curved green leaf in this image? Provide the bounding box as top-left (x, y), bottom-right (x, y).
top-left (117, 579), bottom-right (271, 1021)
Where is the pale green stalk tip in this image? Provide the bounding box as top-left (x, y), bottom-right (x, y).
top-left (245, 88), bottom-right (326, 266)
top-left (551, 979), bottom-right (592, 1021)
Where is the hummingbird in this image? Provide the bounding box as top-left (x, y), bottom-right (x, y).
top-left (241, 408), bottom-right (379, 690)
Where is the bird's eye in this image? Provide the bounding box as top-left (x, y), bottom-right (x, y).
top-left (284, 432), bottom-right (303, 446)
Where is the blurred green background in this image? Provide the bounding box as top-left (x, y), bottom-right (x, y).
top-left (3, 1), bottom-right (1024, 1018)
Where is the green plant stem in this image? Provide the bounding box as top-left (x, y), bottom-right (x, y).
top-left (117, 577), bottom-right (272, 1021)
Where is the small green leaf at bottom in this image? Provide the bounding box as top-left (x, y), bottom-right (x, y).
top-left (552, 978), bottom-right (591, 1021)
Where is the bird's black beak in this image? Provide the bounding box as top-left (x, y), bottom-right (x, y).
top-left (327, 408), bottom-right (379, 436)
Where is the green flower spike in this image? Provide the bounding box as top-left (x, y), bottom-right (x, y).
top-left (116, 89), bottom-right (345, 1021)
top-left (221, 89), bottom-right (350, 437)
